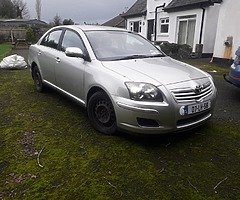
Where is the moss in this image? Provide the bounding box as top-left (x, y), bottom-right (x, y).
top-left (0, 63), bottom-right (240, 199)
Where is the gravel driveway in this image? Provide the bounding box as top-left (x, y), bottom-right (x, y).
top-left (12, 47), bottom-right (240, 126)
top-left (214, 77), bottom-right (240, 125)
top-left (11, 47), bottom-right (29, 61)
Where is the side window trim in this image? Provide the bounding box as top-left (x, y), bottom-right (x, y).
top-left (60, 28), bottom-right (91, 61)
top-left (40, 28), bottom-right (64, 51)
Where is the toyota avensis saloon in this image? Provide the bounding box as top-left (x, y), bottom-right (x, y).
top-left (28, 25), bottom-right (217, 135)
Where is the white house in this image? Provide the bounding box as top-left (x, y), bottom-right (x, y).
top-left (213, 0), bottom-right (240, 61)
top-left (122, 0), bottom-right (148, 38)
top-left (124, 0), bottom-right (222, 57)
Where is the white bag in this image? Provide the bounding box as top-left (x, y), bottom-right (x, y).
top-left (0, 54), bottom-right (27, 69)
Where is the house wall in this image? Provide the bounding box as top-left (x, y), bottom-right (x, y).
top-left (166, 9), bottom-right (203, 52)
top-left (126, 16), bottom-right (147, 38)
top-left (146, 0), bottom-right (220, 54)
top-left (202, 5), bottom-right (220, 54)
top-left (147, 0), bottom-right (171, 20)
top-left (146, 0), bottom-right (171, 41)
top-left (213, 0), bottom-right (240, 60)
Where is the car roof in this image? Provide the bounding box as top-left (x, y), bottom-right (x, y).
top-left (57, 25), bottom-right (128, 32)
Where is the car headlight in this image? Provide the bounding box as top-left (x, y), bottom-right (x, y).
top-left (125, 82), bottom-right (164, 102)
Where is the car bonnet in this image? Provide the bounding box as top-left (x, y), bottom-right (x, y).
top-left (101, 56), bottom-right (209, 86)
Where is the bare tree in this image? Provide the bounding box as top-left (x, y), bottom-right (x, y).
top-left (52, 14), bottom-right (62, 26)
top-left (12, 0), bottom-right (29, 19)
top-left (35, 0), bottom-right (42, 20)
top-left (0, 0), bottom-right (15, 18)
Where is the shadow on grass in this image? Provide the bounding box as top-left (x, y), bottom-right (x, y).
top-left (40, 85), bottom-right (210, 149)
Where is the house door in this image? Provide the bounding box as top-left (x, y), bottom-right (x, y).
top-left (147, 19), bottom-right (154, 41)
top-left (178, 18), bottom-right (196, 48)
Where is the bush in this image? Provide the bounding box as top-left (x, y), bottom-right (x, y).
top-left (159, 42), bottom-right (192, 59)
top-left (26, 27), bottom-right (36, 43)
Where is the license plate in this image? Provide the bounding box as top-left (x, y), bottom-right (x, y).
top-left (186, 101), bottom-right (211, 115)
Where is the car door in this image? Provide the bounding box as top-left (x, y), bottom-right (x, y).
top-left (37, 29), bottom-right (63, 85)
top-left (55, 29), bottom-right (89, 102)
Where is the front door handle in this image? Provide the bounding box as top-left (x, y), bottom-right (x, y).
top-left (55, 57), bottom-right (61, 63)
top-left (38, 51), bottom-right (42, 55)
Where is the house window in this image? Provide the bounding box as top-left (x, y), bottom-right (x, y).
top-left (177, 15), bottom-right (196, 48)
top-left (159, 18), bottom-right (169, 34)
top-left (130, 21), bottom-right (142, 33)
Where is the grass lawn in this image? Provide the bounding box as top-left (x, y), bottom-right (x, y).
top-left (0, 43), bottom-right (12, 61)
top-left (181, 58), bottom-right (230, 77)
top-left (0, 47), bottom-right (240, 199)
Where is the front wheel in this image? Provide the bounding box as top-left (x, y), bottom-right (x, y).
top-left (32, 66), bottom-right (45, 92)
top-left (87, 91), bottom-right (117, 135)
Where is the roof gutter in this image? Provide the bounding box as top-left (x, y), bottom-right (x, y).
top-left (154, 3), bottom-right (165, 43)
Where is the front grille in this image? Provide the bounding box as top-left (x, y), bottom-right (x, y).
top-left (171, 81), bottom-right (213, 103)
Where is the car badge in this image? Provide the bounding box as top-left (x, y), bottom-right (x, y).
top-left (194, 85), bottom-right (203, 94)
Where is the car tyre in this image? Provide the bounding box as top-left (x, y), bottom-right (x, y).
top-left (32, 66), bottom-right (45, 92)
top-left (88, 91), bottom-right (117, 135)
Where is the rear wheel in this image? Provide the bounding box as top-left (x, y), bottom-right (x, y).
top-left (32, 66), bottom-right (45, 92)
top-left (87, 91), bottom-right (117, 135)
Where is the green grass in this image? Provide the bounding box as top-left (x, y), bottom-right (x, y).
top-left (0, 43), bottom-right (12, 61)
top-left (180, 58), bottom-right (229, 76)
top-left (0, 66), bottom-right (240, 199)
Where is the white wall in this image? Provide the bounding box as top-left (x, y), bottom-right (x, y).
top-left (202, 5), bottom-right (220, 54)
top-left (126, 16), bottom-right (147, 38)
top-left (147, 0), bottom-right (172, 20)
top-left (146, 0), bottom-right (221, 54)
top-left (213, 0), bottom-right (240, 59)
top-left (167, 9), bottom-right (203, 52)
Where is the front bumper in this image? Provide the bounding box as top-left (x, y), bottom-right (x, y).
top-left (112, 91), bottom-right (216, 134)
top-left (224, 74), bottom-right (240, 88)
top-left (224, 64), bottom-right (240, 88)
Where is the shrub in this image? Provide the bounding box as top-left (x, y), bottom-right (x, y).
top-left (159, 42), bottom-right (192, 59)
top-left (26, 27), bottom-right (36, 43)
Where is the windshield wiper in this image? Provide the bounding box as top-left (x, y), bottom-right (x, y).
top-left (113, 54), bottom-right (149, 61)
top-left (112, 54), bottom-right (165, 61)
top-left (146, 54), bottom-right (165, 58)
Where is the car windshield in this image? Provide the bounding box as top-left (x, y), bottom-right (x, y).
top-left (85, 30), bottom-right (165, 61)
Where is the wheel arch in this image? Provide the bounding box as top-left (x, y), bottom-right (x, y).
top-left (87, 86), bottom-right (108, 104)
top-left (30, 62), bottom-right (38, 78)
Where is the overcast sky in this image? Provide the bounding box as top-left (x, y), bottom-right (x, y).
top-left (24, 0), bottom-right (136, 24)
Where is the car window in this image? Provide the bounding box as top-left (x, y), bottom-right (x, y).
top-left (85, 31), bottom-right (163, 61)
top-left (61, 30), bottom-right (86, 52)
top-left (40, 30), bottom-right (62, 50)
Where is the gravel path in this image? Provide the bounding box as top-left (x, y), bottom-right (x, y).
top-left (10, 47), bottom-right (29, 62)
top-left (213, 77), bottom-right (240, 124)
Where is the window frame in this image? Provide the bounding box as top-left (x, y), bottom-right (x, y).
top-left (159, 18), bottom-right (169, 35)
top-left (40, 28), bottom-right (63, 50)
top-left (129, 21), bottom-right (142, 33)
top-left (60, 28), bottom-right (91, 62)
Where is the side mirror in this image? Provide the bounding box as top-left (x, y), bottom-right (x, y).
top-left (65, 47), bottom-right (84, 59)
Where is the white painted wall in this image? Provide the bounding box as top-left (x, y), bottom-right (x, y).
top-left (147, 0), bottom-right (172, 20)
top-left (213, 0), bottom-right (240, 59)
top-left (126, 16), bottom-right (147, 38)
top-left (147, 0), bottom-right (172, 42)
top-left (167, 9), bottom-right (203, 51)
top-left (202, 5), bottom-right (220, 54)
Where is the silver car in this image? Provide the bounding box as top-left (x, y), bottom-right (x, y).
top-left (28, 25), bottom-right (217, 135)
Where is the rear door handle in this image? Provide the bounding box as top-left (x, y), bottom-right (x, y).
top-left (38, 51), bottom-right (42, 55)
top-left (55, 57), bottom-right (61, 63)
